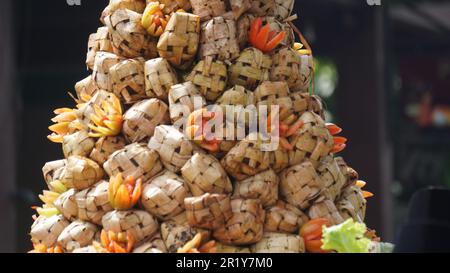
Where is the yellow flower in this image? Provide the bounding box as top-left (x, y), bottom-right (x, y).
top-left (94, 230), bottom-right (135, 253)
top-left (142, 2), bottom-right (170, 37)
top-left (108, 173), bottom-right (142, 211)
top-left (88, 95), bottom-right (123, 138)
top-left (294, 42), bottom-right (312, 56)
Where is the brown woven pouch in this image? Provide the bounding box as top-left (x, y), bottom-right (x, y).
top-left (30, 215), bottom-right (69, 248)
top-left (75, 76), bottom-right (98, 100)
top-left (89, 136), bottom-right (127, 165)
top-left (185, 57), bottom-right (228, 102)
top-left (168, 82), bottom-right (206, 125)
top-left (335, 157), bottom-right (359, 188)
top-left (279, 161), bottom-right (324, 210)
top-left (75, 181), bottom-right (113, 225)
top-left (264, 200), bottom-right (309, 234)
top-left (54, 189), bottom-right (79, 222)
top-left (249, 0), bottom-right (275, 17)
top-left (110, 57), bottom-right (147, 104)
top-left (251, 232), bottom-right (305, 253)
top-left (144, 57), bottom-right (179, 101)
top-left (199, 17), bottom-right (240, 61)
top-left (232, 169), bottom-right (279, 208)
top-left (317, 156), bottom-right (346, 202)
top-left (308, 199), bottom-right (344, 225)
top-left (101, 0), bottom-right (146, 24)
top-left (336, 186), bottom-right (367, 223)
top-left (92, 52), bottom-right (122, 91)
top-left (181, 153), bottom-right (233, 196)
top-left (86, 27), bottom-right (113, 70)
top-left (141, 171), bottom-right (188, 220)
top-left (103, 143), bottom-right (163, 182)
top-left (254, 81), bottom-right (293, 110)
top-left (133, 234), bottom-right (168, 253)
top-left (185, 193), bottom-right (233, 230)
top-left (62, 131), bottom-right (95, 158)
top-left (122, 98), bottom-right (170, 143)
top-left (190, 0), bottom-right (226, 22)
top-left (57, 220), bottom-right (98, 252)
top-left (213, 198), bottom-right (265, 245)
top-left (60, 156), bottom-right (104, 190)
top-left (157, 12), bottom-right (201, 69)
top-left (42, 159), bottom-right (66, 188)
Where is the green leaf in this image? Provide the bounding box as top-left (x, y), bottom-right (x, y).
top-left (321, 219), bottom-right (371, 253)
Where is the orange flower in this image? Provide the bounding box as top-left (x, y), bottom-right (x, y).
top-left (326, 123), bottom-right (348, 154)
top-left (356, 180), bottom-right (374, 199)
top-left (94, 230), bottom-right (135, 253)
top-left (249, 18), bottom-right (286, 53)
top-left (47, 108), bottom-right (80, 143)
top-left (177, 233), bottom-right (217, 253)
top-left (88, 96), bottom-right (123, 138)
top-left (185, 109), bottom-right (221, 153)
top-left (141, 2), bottom-right (170, 37)
top-left (108, 173), bottom-right (142, 211)
top-left (300, 218), bottom-right (331, 253)
top-left (29, 244), bottom-right (64, 254)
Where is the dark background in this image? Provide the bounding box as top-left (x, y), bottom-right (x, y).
top-left (1, 0), bottom-right (449, 252)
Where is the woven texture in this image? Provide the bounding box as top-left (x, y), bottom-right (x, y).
top-left (42, 159), bottom-right (66, 188)
top-left (123, 98), bottom-right (170, 143)
top-left (236, 13), bottom-right (254, 49)
top-left (213, 199), bottom-right (265, 245)
top-left (199, 17), bottom-right (240, 61)
top-left (158, 0), bottom-right (191, 14)
top-left (60, 156), bottom-right (104, 190)
top-left (141, 171), bottom-right (188, 220)
top-left (102, 210), bottom-right (159, 243)
top-left (229, 48), bottom-right (272, 90)
top-left (75, 76), bottom-right (98, 100)
top-left (250, 0), bottom-right (275, 17)
top-left (251, 232), bottom-right (305, 253)
top-left (261, 17), bottom-right (294, 47)
top-left (254, 81), bottom-right (293, 110)
top-left (181, 153), bottom-right (232, 196)
top-left (190, 0), bottom-right (226, 22)
top-left (280, 161), bottom-right (324, 210)
top-left (110, 57), bottom-right (147, 104)
top-left (133, 234), bottom-right (168, 253)
top-left (185, 193), bottom-right (232, 230)
top-left (57, 220), bottom-right (98, 252)
top-left (168, 82), bottom-right (206, 125)
top-left (308, 199), bottom-right (344, 225)
top-left (216, 85), bottom-right (255, 106)
top-left (144, 57), bottom-right (178, 100)
top-left (92, 52), bottom-right (122, 91)
top-left (227, 0), bottom-right (252, 20)
top-left (186, 57), bottom-right (228, 102)
top-left (232, 169), bottom-right (279, 208)
top-left (272, 0), bottom-right (295, 20)
top-left (90, 136), bottom-right (127, 165)
top-left (289, 92), bottom-right (324, 122)
top-left (216, 243), bottom-right (251, 253)
top-left (264, 201), bottom-right (309, 233)
top-left (317, 156), bottom-right (346, 202)
top-left (271, 48), bottom-right (314, 93)
top-left (101, 0), bottom-right (146, 23)
top-left (105, 8), bottom-right (157, 59)
top-left (86, 27), bottom-right (113, 70)
top-left (77, 90), bottom-right (117, 129)
top-left (62, 131), bottom-right (95, 158)
top-left (288, 112), bottom-right (334, 167)
top-left (75, 181), bottom-right (113, 225)
top-left (104, 143), bottom-right (163, 183)
top-left (157, 12), bottom-right (201, 69)
top-left (337, 186), bottom-right (366, 223)
top-left (148, 125), bottom-right (200, 172)
top-left (335, 157), bottom-right (359, 188)
top-left (54, 189), bottom-right (79, 222)
top-left (30, 215), bottom-right (69, 247)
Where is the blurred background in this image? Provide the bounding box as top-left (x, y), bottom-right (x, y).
top-left (0, 0), bottom-right (449, 252)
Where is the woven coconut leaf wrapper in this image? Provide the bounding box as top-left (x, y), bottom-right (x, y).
top-left (157, 12), bottom-right (201, 69)
top-left (133, 234), bottom-right (168, 253)
top-left (185, 193), bottom-right (233, 230)
top-left (226, 0), bottom-right (252, 20)
top-left (190, 0), bottom-right (226, 22)
top-left (77, 90), bottom-right (117, 129)
top-left (186, 57), bottom-right (228, 102)
top-left (109, 57), bottom-right (147, 104)
top-left (216, 243), bottom-right (251, 253)
top-left (144, 57), bottom-right (179, 101)
top-left (221, 133), bottom-right (289, 181)
top-left (104, 143), bottom-right (163, 183)
top-left (335, 156), bottom-right (359, 188)
top-left (123, 98), bottom-right (170, 143)
top-left (199, 17), bottom-right (240, 61)
top-left (168, 81), bottom-right (206, 125)
top-left (337, 185), bottom-right (367, 223)
top-left (75, 181), bottom-right (113, 225)
top-left (42, 159), bottom-right (66, 188)
top-left (308, 199), bottom-right (344, 226)
top-left (272, 0), bottom-right (295, 20)
top-left (57, 220), bottom-right (99, 252)
top-left (250, 0), bottom-right (275, 17)
top-left (72, 245), bottom-right (98, 253)
top-left (156, 0), bottom-right (191, 14)
top-left (271, 47), bottom-right (313, 93)
top-left (232, 169), bottom-right (279, 208)
top-left (86, 27), bottom-right (113, 71)
top-left (280, 161), bottom-right (324, 210)
top-left (90, 136), bottom-right (127, 165)
top-left (213, 198), bottom-right (265, 245)
top-left (141, 171), bottom-right (188, 221)
top-left (289, 92), bottom-right (324, 123)
top-left (236, 13), bottom-right (255, 49)
top-left (216, 85), bottom-right (255, 106)
top-left (102, 210), bottom-right (159, 243)
top-left (101, 0), bottom-right (146, 24)
top-left (288, 111), bottom-right (334, 167)
top-left (181, 153), bottom-right (232, 196)
top-left (254, 81), bottom-right (293, 111)
top-left (317, 156), bottom-right (346, 202)
top-left (148, 125), bottom-right (201, 172)
top-left (54, 189), bottom-right (79, 222)
top-left (59, 156), bottom-right (104, 191)
top-left (228, 47), bottom-right (272, 91)
top-left (75, 76), bottom-right (98, 100)
top-left (264, 200), bottom-right (309, 234)
top-left (62, 131), bottom-right (95, 158)
top-left (92, 52), bottom-right (123, 91)
top-left (105, 8), bottom-right (157, 59)
top-left (251, 232), bottom-right (305, 253)
top-left (160, 213), bottom-right (210, 253)
top-left (30, 215), bottom-right (70, 248)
